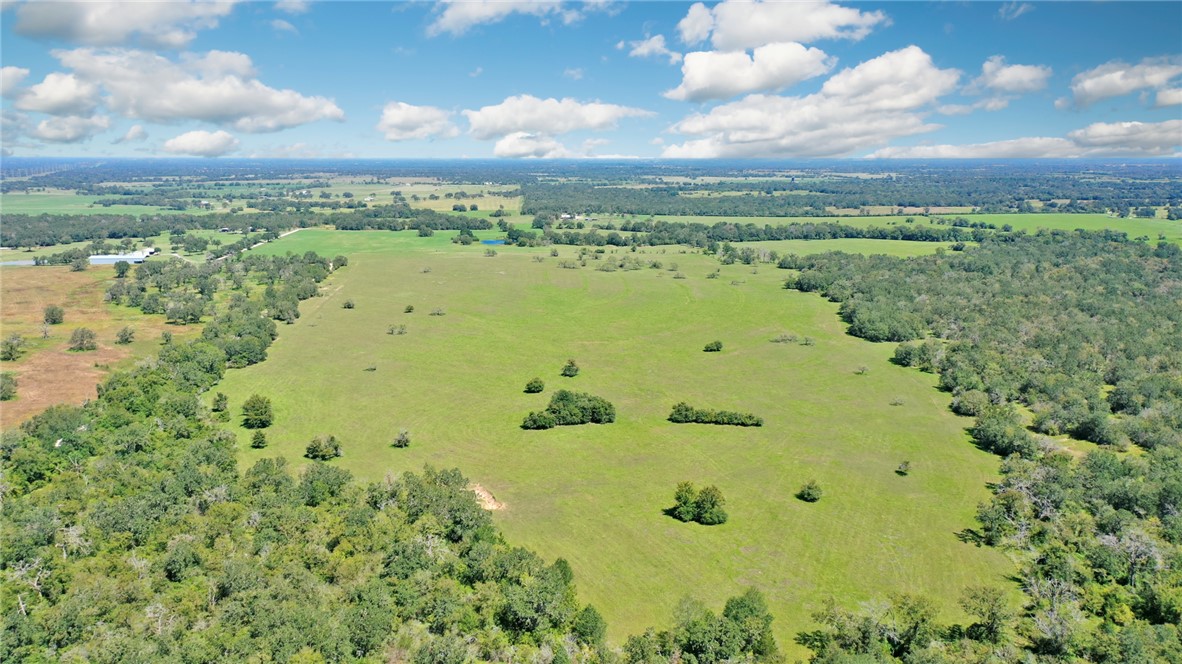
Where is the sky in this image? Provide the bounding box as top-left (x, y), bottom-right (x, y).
top-left (1, 0), bottom-right (1180, 159)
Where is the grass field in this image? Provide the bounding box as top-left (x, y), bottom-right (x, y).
top-left (0, 188), bottom-right (212, 216)
top-left (214, 229), bottom-right (1012, 654)
top-left (0, 265), bottom-right (202, 427)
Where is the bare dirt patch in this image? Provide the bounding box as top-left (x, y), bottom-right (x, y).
top-left (469, 484), bottom-right (505, 511)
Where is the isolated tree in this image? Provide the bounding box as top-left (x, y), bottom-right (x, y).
top-left (250, 430), bottom-right (268, 449)
top-left (1, 334), bottom-right (24, 361)
top-left (68, 328), bottom-right (98, 351)
top-left (160, 330), bottom-right (173, 345)
top-left (113, 260), bottom-right (131, 278)
top-left (404, 305), bottom-right (414, 313)
top-left (896, 461), bottom-right (911, 476)
top-left (695, 485), bottom-right (729, 525)
top-left (561, 359), bottom-right (579, 377)
top-left (115, 326), bottom-right (135, 345)
top-left (797, 480), bottom-right (823, 502)
top-left (673, 482), bottom-right (698, 522)
top-left (0, 372), bottom-right (16, 401)
top-left (241, 394), bottom-right (273, 429)
top-left (524, 378), bottom-right (545, 393)
top-left (393, 429), bottom-right (410, 448)
top-left (342, 299), bottom-right (355, 309)
top-left (44, 305), bottom-right (64, 325)
top-left (305, 434), bottom-right (342, 460)
top-left (703, 341), bottom-right (723, 352)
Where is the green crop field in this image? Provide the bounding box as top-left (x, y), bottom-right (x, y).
top-left (213, 230), bottom-right (1012, 654)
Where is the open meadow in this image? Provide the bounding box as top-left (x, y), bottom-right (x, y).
top-left (214, 229), bottom-right (1013, 651)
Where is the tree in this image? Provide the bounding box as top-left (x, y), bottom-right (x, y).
top-left (673, 482), bottom-right (698, 522)
top-left (896, 461), bottom-right (911, 476)
top-left (573, 605), bottom-right (607, 645)
top-left (69, 257), bottom-right (88, 272)
top-left (1, 334), bottom-right (24, 361)
top-left (305, 434), bottom-right (342, 460)
top-left (703, 340), bottom-right (723, 352)
top-left (113, 260), bottom-right (131, 278)
top-left (0, 372), bottom-right (16, 400)
top-left (342, 299), bottom-right (355, 309)
top-left (524, 378), bottom-right (545, 393)
top-left (393, 429), bottom-right (410, 448)
top-left (561, 359), bottom-right (579, 377)
top-left (404, 305), bottom-right (414, 313)
top-left (797, 480), bottom-right (823, 502)
top-left (68, 327), bottom-right (97, 351)
top-left (960, 585), bottom-right (1013, 644)
top-left (115, 326), bottom-right (135, 345)
top-left (695, 485), bottom-right (728, 525)
top-left (251, 430), bottom-right (268, 449)
top-left (43, 305), bottom-right (64, 325)
top-left (212, 392), bottom-right (229, 412)
top-left (241, 394), bottom-right (273, 429)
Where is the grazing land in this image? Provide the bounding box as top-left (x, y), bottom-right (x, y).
top-left (215, 229), bottom-right (1011, 648)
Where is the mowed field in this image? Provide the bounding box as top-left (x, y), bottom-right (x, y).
top-left (215, 229), bottom-right (1012, 653)
top-left (0, 265), bottom-right (201, 426)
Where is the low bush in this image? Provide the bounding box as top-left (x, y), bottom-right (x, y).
top-left (668, 402), bottom-right (762, 427)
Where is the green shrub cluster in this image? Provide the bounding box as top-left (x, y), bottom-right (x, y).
top-left (671, 482), bottom-right (728, 525)
top-left (668, 402), bottom-right (763, 427)
top-left (522, 390), bottom-right (615, 429)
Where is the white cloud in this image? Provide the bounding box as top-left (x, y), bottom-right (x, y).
top-left (1157, 88), bottom-right (1182, 107)
top-left (1, 66), bottom-right (30, 97)
top-left (972, 55), bottom-right (1051, 94)
top-left (998, 2), bottom-right (1034, 21)
top-left (29, 114), bottom-right (111, 143)
top-left (677, 0), bottom-right (886, 50)
top-left (665, 42), bottom-right (834, 101)
top-left (14, 1), bottom-right (238, 48)
top-left (270, 19), bottom-right (298, 34)
top-left (1066, 56), bottom-right (1182, 107)
top-left (563, 67), bottom-right (584, 80)
top-left (376, 102), bottom-right (459, 141)
top-left (163, 129), bottom-right (240, 156)
top-left (13, 72), bottom-right (100, 115)
top-left (463, 94), bottom-right (652, 140)
top-left (621, 34), bottom-right (681, 65)
top-left (113, 124), bottom-right (148, 143)
top-left (663, 46), bottom-right (960, 158)
top-left (427, 0), bottom-right (609, 37)
top-left (493, 132), bottom-right (574, 158)
top-left (274, 0), bottom-right (309, 14)
top-left (469, 66), bottom-right (483, 78)
top-left (870, 119), bottom-right (1182, 158)
top-left (53, 48), bottom-right (344, 132)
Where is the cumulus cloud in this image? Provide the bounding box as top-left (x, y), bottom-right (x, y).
top-left (29, 114), bottom-right (111, 143)
top-left (427, 0), bottom-right (610, 37)
top-left (463, 94), bottom-right (652, 140)
top-left (52, 48), bottom-right (344, 132)
top-left (1157, 88), bottom-right (1182, 107)
top-left (376, 102), bottom-right (459, 141)
top-left (619, 35), bottom-right (681, 65)
top-left (13, 72), bottom-right (101, 115)
top-left (870, 119), bottom-right (1182, 158)
top-left (113, 124), bottom-right (148, 143)
top-left (665, 42), bottom-right (834, 101)
top-left (1, 66), bottom-right (30, 97)
top-left (1063, 56), bottom-right (1182, 107)
top-left (972, 55), bottom-right (1051, 94)
top-left (563, 68), bottom-right (584, 80)
top-left (998, 2), bottom-right (1034, 21)
top-left (14, 0), bottom-right (238, 48)
top-left (677, 0), bottom-right (886, 50)
top-left (163, 129), bottom-right (240, 156)
top-left (270, 19), bottom-right (297, 34)
top-left (493, 132), bottom-right (574, 158)
top-left (663, 46), bottom-right (960, 158)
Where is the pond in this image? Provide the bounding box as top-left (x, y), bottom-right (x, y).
top-left (481, 239), bottom-right (506, 245)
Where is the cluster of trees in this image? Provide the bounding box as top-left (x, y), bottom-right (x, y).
top-left (669, 402), bottom-right (763, 427)
top-left (671, 482), bottom-right (729, 525)
top-left (522, 390), bottom-right (616, 429)
top-left (328, 206), bottom-right (492, 232)
top-left (623, 590), bottom-right (778, 662)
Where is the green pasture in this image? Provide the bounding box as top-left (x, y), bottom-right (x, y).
top-left (0, 188), bottom-right (215, 216)
top-left (215, 230), bottom-right (1012, 654)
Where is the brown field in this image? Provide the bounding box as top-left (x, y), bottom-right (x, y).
top-left (0, 265), bottom-right (199, 427)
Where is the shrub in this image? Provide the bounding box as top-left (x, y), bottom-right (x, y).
top-left (797, 480), bottom-right (823, 502)
top-left (0, 372), bottom-right (16, 401)
top-left (44, 305), bottom-right (65, 325)
top-left (241, 394), bottom-right (273, 429)
top-left (560, 359), bottom-right (579, 377)
top-left (430, 307), bottom-right (445, 316)
top-left (771, 333), bottom-right (797, 344)
top-left (250, 431), bottom-right (268, 449)
top-left (342, 299), bottom-right (355, 309)
top-left (69, 258), bottom-right (88, 272)
top-left (393, 429), bottom-right (410, 448)
top-left (524, 377), bottom-right (545, 393)
top-left (387, 324), bottom-right (407, 335)
top-left (68, 328), bottom-right (98, 351)
top-left (522, 390), bottom-right (615, 429)
top-left (671, 482), bottom-right (728, 525)
top-left (703, 340), bottom-right (723, 352)
top-left (404, 305), bottom-right (415, 313)
top-left (0, 334), bottom-right (24, 361)
top-left (115, 326), bottom-right (135, 345)
top-left (896, 461), bottom-right (911, 476)
top-left (305, 434), bottom-right (342, 460)
top-left (668, 402), bottom-right (762, 427)
top-left (211, 392), bottom-right (228, 412)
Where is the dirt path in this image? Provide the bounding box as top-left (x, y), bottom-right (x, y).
top-left (469, 484), bottom-right (505, 511)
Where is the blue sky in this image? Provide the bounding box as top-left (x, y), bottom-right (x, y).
top-left (1, 1), bottom-right (1180, 159)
